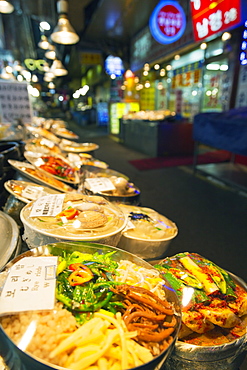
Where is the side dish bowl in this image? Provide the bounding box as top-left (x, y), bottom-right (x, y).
top-left (0, 242), bottom-right (181, 370)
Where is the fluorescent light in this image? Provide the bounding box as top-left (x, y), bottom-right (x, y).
top-left (206, 64), bottom-right (220, 71)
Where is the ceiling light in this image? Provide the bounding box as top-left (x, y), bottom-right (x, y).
top-left (43, 74), bottom-right (53, 82)
top-left (48, 82), bottom-right (55, 89)
top-left (45, 45), bottom-right (56, 60)
top-left (38, 35), bottom-right (51, 50)
top-left (13, 60), bottom-right (23, 72)
top-left (50, 59), bottom-right (68, 76)
top-left (44, 70), bottom-right (55, 79)
top-left (0, 0), bottom-right (14, 14)
top-left (51, 0), bottom-right (79, 45)
top-left (200, 42), bottom-right (207, 50)
top-left (206, 63), bottom-right (220, 70)
top-left (31, 74), bottom-right (38, 83)
top-left (40, 21), bottom-right (50, 31)
top-left (174, 54), bottom-right (180, 60)
top-left (222, 32), bottom-right (231, 41)
top-left (0, 66), bottom-right (15, 80)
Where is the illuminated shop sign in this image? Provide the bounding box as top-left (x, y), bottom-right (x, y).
top-left (240, 20), bottom-right (247, 65)
top-left (172, 60), bottom-right (204, 75)
top-left (190, 0), bottom-right (241, 42)
top-left (149, 1), bottom-right (186, 44)
top-left (105, 55), bottom-right (124, 77)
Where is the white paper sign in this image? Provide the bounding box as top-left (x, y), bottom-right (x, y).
top-left (85, 177), bottom-right (116, 193)
top-left (30, 194), bottom-right (65, 217)
top-left (0, 256), bottom-right (58, 315)
top-left (0, 81), bottom-right (33, 123)
top-left (22, 185), bottom-right (45, 201)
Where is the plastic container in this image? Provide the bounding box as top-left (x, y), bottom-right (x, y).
top-left (117, 205), bottom-right (178, 260)
top-left (20, 193), bottom-right (127, 248)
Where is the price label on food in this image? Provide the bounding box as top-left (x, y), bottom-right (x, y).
top-left (0, 256), bottom-right (58, 315)
top-left (85, 177), bottom-right (116, 193)
top-left (30, 194), bottom-right (65, 217)
top-left (21, 185), bottom-right (45, 201)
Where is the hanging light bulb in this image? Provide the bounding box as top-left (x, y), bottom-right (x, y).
top-left (48, 82), bottom-right (55, 89)
top-left (44, 69), bottom-right (55, 79)
top-left (43, 73), bottom-right (53, 82)
top-left (13, 60), bottom-right (23, 72)
top-left (51, 0), bottom-right (79, 45)
top-left (50, 59), bottom-right (68, 76)
top-left (31, 74), bottom-right (39, 83)
top-left (38, 35), bottom-right (51, 50)
top-left (0, 65), bottom-right (15, 79)
top-left (0, 0), bottom-right (14, 14)
top-left (45, 45), bottom-right (56, 60)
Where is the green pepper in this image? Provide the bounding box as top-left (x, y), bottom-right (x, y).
top-left (56, 259), bottom-right (67, 275)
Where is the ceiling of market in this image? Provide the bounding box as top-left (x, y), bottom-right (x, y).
top-left (1, 0), bottom-right (191, 88)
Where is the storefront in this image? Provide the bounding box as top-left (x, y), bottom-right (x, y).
top-left (129, 0), bottom-right (246, 121)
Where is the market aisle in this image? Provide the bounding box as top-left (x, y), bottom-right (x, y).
top-left (68, 121), bottom-right (247, 283)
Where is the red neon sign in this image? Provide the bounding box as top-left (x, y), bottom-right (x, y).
top-left (149, 1), bottom-right (186, 44)
top-left (190, 0), bottom-right (241, 42)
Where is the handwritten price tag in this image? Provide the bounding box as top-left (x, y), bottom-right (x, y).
top-left (30, 194), bottom-right (65, 217)
top-left (85, 177), bottom-right (116, 193)
top-left (21, 185), bottom-right (45, 201)
top-left (0, 256), bottom-right (58, 315)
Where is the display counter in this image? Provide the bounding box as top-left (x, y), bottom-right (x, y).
top-left (120, 119), bottom-right (194, 157)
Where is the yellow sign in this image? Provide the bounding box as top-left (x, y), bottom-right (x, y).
top-left (80, 52), bottom-right (102, 65)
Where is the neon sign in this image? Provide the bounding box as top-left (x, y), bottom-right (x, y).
top-left (105, 55), bottom-right (124, 77)
top-left (190, 0), bottom-right (241, 42)
top-left (240, 20), bottom-right (247, 65)
top-left (149, 1), bottom-right (186, 44)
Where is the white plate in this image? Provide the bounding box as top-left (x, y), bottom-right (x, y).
top-left (4, 180), bottom-right (62, 204)
top-left (53, 128), bottom-right (79, 140)
top-left (8, 160), bottom-right (75, 193)
top-left (60, 139), bottom-right (99, 153)
top-left (24, 152), bottom-right (80, 185)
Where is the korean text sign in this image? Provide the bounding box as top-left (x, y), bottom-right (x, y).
top-left (0, 81), bottom-right (33, 123)
top-left (149, 1), bottom-right (186, 44)
top-left (190, 0), bottom-right (241, 42)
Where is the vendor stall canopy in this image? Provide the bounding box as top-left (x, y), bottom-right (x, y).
top-left (1, 0), bottom-right (186, 85)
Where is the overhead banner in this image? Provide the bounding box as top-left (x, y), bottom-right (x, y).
top-left (149, 1), bottom-right (186, 44)
top-left (190, 0), bottom-right (242, 42)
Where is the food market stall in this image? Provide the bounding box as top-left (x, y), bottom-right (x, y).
top-left (0, 117), bottom-right (246, 370)
top-left (120, 111), bottom-right (194, 157)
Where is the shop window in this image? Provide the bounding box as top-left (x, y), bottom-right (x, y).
top-left (201, 58), bottom-right (231, 112)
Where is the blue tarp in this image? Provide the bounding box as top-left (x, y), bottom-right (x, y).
top-left (193, 108), bottom-right (247, 156)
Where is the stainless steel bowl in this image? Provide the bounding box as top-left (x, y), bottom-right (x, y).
top-left (164, 273), bottom-right (247, 370)
top-left (0, 241), bottom-right (181, 370)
